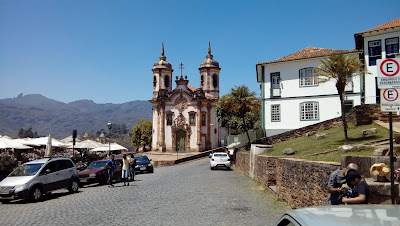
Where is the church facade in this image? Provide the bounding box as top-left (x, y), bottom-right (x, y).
top-left (150, 43), bottom-right (225, 152)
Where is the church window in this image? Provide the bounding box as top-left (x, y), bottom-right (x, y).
top-left (189, 113), bottom-right (196, 126)
top-left (212, 74), bottom-right (218, 88)
top-left (201, 75), bottom-right (204, 87)
top-left (164, 75), bottom-right (170, 88)
top-left (153, 76), bottom-right (157, 88)
top-left (201, 113), bottom-right (206, 126)
top-left (167, 113), bottom-right (173, 126)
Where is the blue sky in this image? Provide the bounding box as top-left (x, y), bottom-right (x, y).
top-left (0, 0), bottom-right (399, 104)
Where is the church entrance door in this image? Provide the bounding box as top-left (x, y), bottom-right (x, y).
top-left (176, 130), bottom-right (186, 152)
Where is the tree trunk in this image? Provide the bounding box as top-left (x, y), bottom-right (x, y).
top-left (242, 117), bottom-right (251, 148)
top-left (338, 90), bottom-right (348, 142)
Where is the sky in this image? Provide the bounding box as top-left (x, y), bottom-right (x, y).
top-left (0, 0), bottom-right (399, 104)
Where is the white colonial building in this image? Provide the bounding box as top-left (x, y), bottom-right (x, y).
top-left (256, 47), bottom-right (362, 136)
top-left (355, 18), bottom-right (400, 104)
top-left (150, 43), bottom-right (227, 152)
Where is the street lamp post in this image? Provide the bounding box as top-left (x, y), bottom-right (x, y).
top-left (107, 121), bottom-right (113, 156)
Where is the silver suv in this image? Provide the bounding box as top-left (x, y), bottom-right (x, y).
top-left (0, 158), bottom-right (79, 203)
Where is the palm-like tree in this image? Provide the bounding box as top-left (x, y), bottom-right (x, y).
top-left (315, 54), bottom-right (364, 142)
top-left (229, 86), bottom-right (260, 146)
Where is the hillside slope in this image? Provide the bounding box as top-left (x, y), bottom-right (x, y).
top-left (0, 94), bottom-right (152, 139)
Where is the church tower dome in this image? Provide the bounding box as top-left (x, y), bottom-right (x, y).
top-left (199, 42), bottom-right (221, 99)
top-left (152, 43), bottom-right (173, 98)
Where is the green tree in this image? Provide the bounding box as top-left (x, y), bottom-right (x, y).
top-left (315, 53), bottom-right (364, 142)
top-left (131, 119), bottom-right (153, 151)
top-left (216, 86), bottom-right (260, 146)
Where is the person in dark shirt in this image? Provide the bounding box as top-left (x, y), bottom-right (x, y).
top-left (327, 163), bottom-right (358, 205)
top-left (106, 155), bottom-right (116, 188)
top-left (342, 169), bottom-right (369, 204)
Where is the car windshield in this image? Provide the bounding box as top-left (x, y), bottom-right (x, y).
top-left (214, 154), bottom-right (228, 157)
top-left (135, 156), bottom-right (149, 162)
top-left (87, 161), bottom-right (107, 169)
top-left (9, 163), bottom-right (44, 176)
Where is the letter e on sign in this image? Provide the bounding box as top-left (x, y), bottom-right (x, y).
top-left (379, 59), bottom-right (400, 77)
top-left (383, 89), bottom-right (399, 102)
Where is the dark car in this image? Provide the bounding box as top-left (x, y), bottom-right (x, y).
top-left (78, 158), bottom-right (122, 187)
top-left (134, 155), bottom-right (154, 173)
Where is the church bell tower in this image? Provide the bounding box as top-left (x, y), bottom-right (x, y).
top-left (152, 43), bottom-right (173, 98)
top-left (199, 42), bottom-right (221, 99)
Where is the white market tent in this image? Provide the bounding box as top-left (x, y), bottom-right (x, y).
top-left (0, 137), bottom-right (32, 150)
top-left (19, 136), bottom-right (68, 148)
top-left (90, 143), bottom-right (128, 152)
top-left (74, 140), bottom-right (107, 149)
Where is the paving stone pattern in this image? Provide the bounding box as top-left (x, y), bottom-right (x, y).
top-left (0, 158), bottom-right (284, 225)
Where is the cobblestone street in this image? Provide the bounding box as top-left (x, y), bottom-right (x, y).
top-left (0, 158), bottom-right (286, 226)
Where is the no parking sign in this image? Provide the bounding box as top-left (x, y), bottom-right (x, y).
top-left (377, 59), bottom-right (400, 88)
top-left (380, 88), bottom-right (400, 112)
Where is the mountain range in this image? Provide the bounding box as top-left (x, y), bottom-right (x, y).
top-left (0, 94), bottom-right (152, 139)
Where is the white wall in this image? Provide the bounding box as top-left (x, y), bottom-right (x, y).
top-left (259, 53), bottom-right (362, 134)
top-left (363, 30), bottom-right (400, 103)
top-left (261, 54), bottom-right (362, 99)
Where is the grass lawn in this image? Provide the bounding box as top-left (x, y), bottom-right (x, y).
top-left (262, 122), bottom-right (395, 163)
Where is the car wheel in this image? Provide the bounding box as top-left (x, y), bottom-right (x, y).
top-left (30, 186), bottom-right (42, 202)
top-left (68, 180), bottom-right (79, 193)
top-left (210, 166), bottom-right (214, 170)
top-left (1, 200), bottom-right (10, 204)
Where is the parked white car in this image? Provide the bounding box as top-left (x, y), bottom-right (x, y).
top-left (275, 205), bottom-right (400, 226)
top-left (209, 152), bottom-right (231, 170)
top-left (0, 158), bottom-right (79, 203)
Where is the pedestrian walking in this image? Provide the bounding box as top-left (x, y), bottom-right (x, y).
top-left (122, 154), bottom-right (130, 186)
top-left (130, 154), bottom-right (136, 181)
top-left (106, 155), bottom-right (116, 187)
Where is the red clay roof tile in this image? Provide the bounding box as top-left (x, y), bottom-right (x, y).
top-left (257, 47), bottom-right (360, 65)
top-left (357, 18), bottom-right (400, 34)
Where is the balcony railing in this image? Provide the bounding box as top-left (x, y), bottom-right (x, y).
top-left (363, 96), bottom-right (380, 104)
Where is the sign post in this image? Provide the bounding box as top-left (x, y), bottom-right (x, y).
top-left (377, 58), bottom-right (400, 205)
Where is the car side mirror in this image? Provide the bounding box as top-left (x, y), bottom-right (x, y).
top-left (45, 169), bottom-right (52, 174)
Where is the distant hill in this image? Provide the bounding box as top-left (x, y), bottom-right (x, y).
top-left (0, 94), bottom-right (152, 139)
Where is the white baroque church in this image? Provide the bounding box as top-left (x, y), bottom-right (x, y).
top-left (150, 43), bottom-right (227, 152)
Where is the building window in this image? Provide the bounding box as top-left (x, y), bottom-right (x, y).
top-left (386, 37), bottom-right (399, 58)
top-left (299, 67), bottom-right (317, 87)
top-left (344, 100), bottom-right (353, 115)
top-left (300, 102), bottom-right (319, 121)
top-left (271, 105), bottom-right (280, 122)
top-left (153, 76), bottom-right (157, 88)
top-left (368, 40), bottom-right (382, 66)
top-left (167, 113), bottom-right (172, 126)
top-left (271, 72), bottom-right (281, 97)
top-left (201, 75), bottom-right (204, 87)
top-left (189, 113), bottom-right (196, 126)
top-left (201, 113), bottom-right (206, 126)
top-left (212, 74), bottom-right (218, 88)
top-left (164, 75), bottom-right (170, 88)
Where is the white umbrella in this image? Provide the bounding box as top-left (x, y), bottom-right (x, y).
top-left (89, 143), bottom-right (128, 152)
top-left (74, 140), bottom-right (106, 149)
top-left (0, 137), bottom-right (32, 149)
top-left (44, 134), bottom-right (52, 157)
top-left (21, 137), bottom-right (68, 148)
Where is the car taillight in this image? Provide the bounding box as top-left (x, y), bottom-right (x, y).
top-left (211, 158), bottom-right (214, 161)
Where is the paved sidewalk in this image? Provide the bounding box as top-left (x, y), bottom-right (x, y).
top-left (374, 120), bottom-right (400, 133)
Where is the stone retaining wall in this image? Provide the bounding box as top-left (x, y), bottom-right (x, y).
top-left (235, 152), bottom-right (400, 208)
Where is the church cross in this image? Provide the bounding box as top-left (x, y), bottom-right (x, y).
top-left (179, 62), bottom-right (184, 77)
